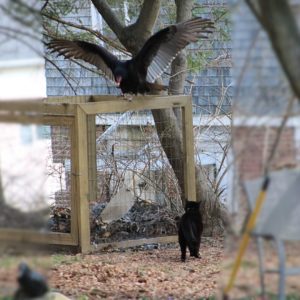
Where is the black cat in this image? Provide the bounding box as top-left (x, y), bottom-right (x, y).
top-left (177, 201), bottom-right (203, 262)
top-left (14, 263), bottom-right (48, 300)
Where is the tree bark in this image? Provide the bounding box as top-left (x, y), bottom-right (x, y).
top-left (246, 0), bottom-right (300, 101)
top-left (151, 108), bottom-right (185, 203)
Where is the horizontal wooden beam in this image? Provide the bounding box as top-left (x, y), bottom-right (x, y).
top-left (45, 95), bottom-right (91, 104)
top-left (0, 101), bottom-right (76, 116)
top-left (0, 96), bottom-right (190, 119)
top-left (0, 115), bottom-right (74, 125)
top-left (90, 235), bottom-right (178, 252)
top-left (0, 229), bottom-right (77, 245)
top-left (79, 95), bottom-right (189, 114)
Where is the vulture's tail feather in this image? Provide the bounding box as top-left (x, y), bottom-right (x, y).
top-left (146, 82), bottom-right (168, 91)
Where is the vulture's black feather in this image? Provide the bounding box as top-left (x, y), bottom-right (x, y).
top-left (47, 17), bottom-right (214, 94)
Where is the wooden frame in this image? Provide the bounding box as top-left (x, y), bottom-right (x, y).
top-left (0, 109), bottom-right (78, 247)
top-left (0, 95), bottom-right (196, 253)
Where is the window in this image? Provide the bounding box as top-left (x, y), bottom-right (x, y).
top-left (20, 125), bottom-right (33, 145)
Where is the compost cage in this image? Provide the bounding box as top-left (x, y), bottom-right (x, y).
top-left (0, 95), bottom-right (196, 253)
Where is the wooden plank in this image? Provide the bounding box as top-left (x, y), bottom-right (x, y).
top-left (70, 120), bottom-right (79, 246)
top-left (90, 95), bottom-right (188, 103)
top-left (43, 116), bottom-right (74, 126)
top-left (0, 114), bottom-right (45, 124)
top-left (0, 99), bottom-right (45, 107)
top-left (79, 95), bottom-right (189, 114)
top-left (182, 97), bottom-right (197, 202)
top-left (87, 115), bottom-right (97, 202)
top-left (90, 235), bottom-right (178, 252)
top-left (0, 114), bottom-right (74, 126)
top-left (0, 101), bottom-right (76, 115)
top-left (43, 103), bottom-right (76, 115)
top-left (0, 96), bottom-right (189, 116)
top-left (45, 95), bottom-right (90, 104)
top-left (0, 229), bottom-right (76, 245)
top-left (74, 106), bottom-right (91, 253)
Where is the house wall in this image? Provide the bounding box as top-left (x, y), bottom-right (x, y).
top-left (0, 59), bottom-right (46, 100)
top-left (233, 126), bottom-right (297, 181)
top-left (228, 0), bottom-right (300, 220)
top-left (0, 0), bottom-right (52, 212)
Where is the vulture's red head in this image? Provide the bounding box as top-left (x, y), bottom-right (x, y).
top-left (115, 75), bottom-right (122, 86)
top-left (114, 66), bottom-right (127, 87)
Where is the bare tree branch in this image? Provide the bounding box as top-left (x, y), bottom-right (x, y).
top-left (91, 0), bottom-right (161, 54)
top-left (0, 29), bottom-right (77, 94)
top-left (246, 0), bottom-right (300, 101)
top-left (41, 0), bottom-right (49, 12)
top-left (42, 11), bottom-right (130, 55)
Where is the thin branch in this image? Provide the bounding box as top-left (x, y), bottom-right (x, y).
top-left (0, 30), bottom-right (77, 94)
top-left (41, 0), bottom-right (49, 12)
top-left (2, 0), bottom-right (130, 55)
top-left (0, 25), bottom-right (40, 41)
top-left (42, 12), bottom-right (130, 56)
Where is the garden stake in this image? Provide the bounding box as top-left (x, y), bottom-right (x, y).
top-left (223, 176), bottom-right (269, 298)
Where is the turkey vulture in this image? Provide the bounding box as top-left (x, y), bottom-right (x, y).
top-left (14, 262), bottom-right (49, 299)
top-left (47, 17), bottom-right (214, 94)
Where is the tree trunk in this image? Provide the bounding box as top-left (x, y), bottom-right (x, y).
top-left (151, 108), bottom-right (185, 203)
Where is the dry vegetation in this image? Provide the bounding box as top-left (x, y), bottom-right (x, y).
top-left (1, 239), bottom-right (300, 299)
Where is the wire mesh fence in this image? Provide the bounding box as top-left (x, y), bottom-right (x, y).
top-left (88, 110), bottom-right (184, 244)
top-left (0, 96), bottom-right (197, 251)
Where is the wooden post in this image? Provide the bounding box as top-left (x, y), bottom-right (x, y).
top-left (70, 118), bottom-right (79, 245)
top-left (0, 96), bottom-right (195, 249)
top-left (74, 106), bottom-right (91, 253)
top-left (182, 96), bottom-right (197, 202)
top-left (87, 115), bottom-right (97, 202)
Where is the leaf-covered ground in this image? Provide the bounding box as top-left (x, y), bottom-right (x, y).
top-left (0, 238), bottom-right (300, 299)
top-left (0, 238), bottom-right (222, 299)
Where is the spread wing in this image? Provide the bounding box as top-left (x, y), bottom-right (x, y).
top-left (135, 17), bottom-right (214, 83)
top-left (46, 39), bottom-right (119, 82)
